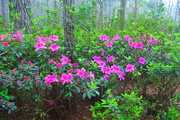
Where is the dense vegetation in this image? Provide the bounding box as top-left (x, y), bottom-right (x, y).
top-left (0, 0), bottom-right (180, 119)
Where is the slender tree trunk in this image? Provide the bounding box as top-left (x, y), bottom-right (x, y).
top-left (1, 0), bottom-right (7, 23)
top-left (9, 0), bottom-right (31, 33)
top-left (119, 0), bottom-right (126, 30)
top-left (108, 0), bottom-right (112, 25)
top-left (63, 0), bottom-right (75, 58)
top-left (134, 0), bottom-right (137, 22)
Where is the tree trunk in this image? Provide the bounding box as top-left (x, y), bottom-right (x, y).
top-left (63, 0), bottom-right (75, 58)
top-left (9, 0), bottom-right (31, 33)
top-left (119, 0), bottom-right (126, 30)
top-left (134, 0), bottom-right (137, 22)
top-left (108, 0), bottom-right (113, 25)
top-left (1, 0), bottom-right (7, 23)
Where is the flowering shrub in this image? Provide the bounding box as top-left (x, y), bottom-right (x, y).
top-left (0, 29), bottom-right (179, 119)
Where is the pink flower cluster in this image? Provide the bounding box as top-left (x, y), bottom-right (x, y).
top-left (34, 35), bottom-right (60, 51)
top-left (9, 31), bottom-right (24, 42)
top-left (99, 35), bottom-right (121, 48)
top-left (124, 36), bottom-right (144, 50)
top-left (93, 55), bottom-right (127, 80)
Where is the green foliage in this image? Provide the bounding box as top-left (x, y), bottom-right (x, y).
top-left (90, 89), bottom-right (146, 120)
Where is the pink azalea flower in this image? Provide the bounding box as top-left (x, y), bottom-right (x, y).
top-left (1, 72), bottom-right (5, 77)
top-left (0, 99), bottom-right (2, 103)
top-left (48, 59), bottom-right (55, 63)
top-left (138, 57), bottom-right (146, 64)
top-left (7, 103), bottom-right (13, 107)
top-left (103, 74), bottom-right (109, 79)
top-left (112, 35), bottom-right (120, 41)
top-left (164, 54), bottom-right (169, 57)
top-left (34, 42), bottom-right (47, 51)
top-left (35, 78), bottom-right (41, 83)
top-left (34, 72), bottom-right (39, 76)
top-left (124, 36), bottom-right (132, 42)
top-left (21, 60), bottom-right (25, 65)
top-left (93, 56), bottom-right (101, 63)
top-left (99, 35), bottom-right (110, 40)
top-left (12, 68), bottom-right (17, 74)
top-left (49, 35), bottom-right (59, 41)
top-left (72, 63), bottom-right (79, 67)
top-left (89, 71), bottom-right (95, 82)
top-left (60, 73), bottom-right (74, 85)
top-left (28, 61), bottom-right (32, 65)
top-left (101, 67), bottom-right (111, 74)
top-left (56, 63), bottom-right (63, 67)
top-left (111, 65), bottom-right (121, 73)
top-left (44, 74), bottom-right (59, 85)
top-left (36, 35), bottom-right (45, 43)
top-left (146, 51), bottom-right (152, 54)
top-left (68, 68), bottom-right (74, 73)
top-left (49, 102), bottom-right (54, 106)
top-left (126, 64), bottom-right (135, 72)
top-left (76, 69), bottom-right (89, 77)
top-left (97, 60), bottom-right (106, 67)
top-left (60, 55), bottom-right (71, 65)
top-left (2, 42), bottom-right (9, 46)
top-left (24, 76), bottom-right (30, 80)
top-left (0, 35), bottom-right (6, 40)
top-left (18, 81), bottom-right (24, 87)
top-left (106, 41), bottom-right (114, 47)
top-left (101, 52), bottom-right (105, 56)
top-left (117, 71), bottom-right (126, 80)
top-left (106, 56), bottom-right (115, 63)
top-left (49, 43), bottom-right (60, 51)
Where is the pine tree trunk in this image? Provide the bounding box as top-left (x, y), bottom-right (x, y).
top-left (119, 0), bottom-right (126, 30)
top-left (63, 0), bottom-right (75, 59)
top-left (9, 0), bottom-right (31, 33)
top-left (134, 0), bottom-right (137, 22)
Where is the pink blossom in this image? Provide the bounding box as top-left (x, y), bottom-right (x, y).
top-left (103, 74), bottom-right (109, 79)
top-left (34, 42), bottom-right (47, 51)
top-left (106, 56), bottom-right (115, 63)
top-left (18, 81), bottom-right (24, 87)
top-left (106, 41), bottom-right (114, 47)
top-left (76, 69), bottom-right (89, 77)
top-left (7, 103), bottom-right (13, 107)
top-left (0, 35), bottom-right (6, 40)
top-left (111, 65), bottom-right (121, 73)
top-left (93, 56), bottom-right (101, 63)
top-left (36, 35), bottom-right (45, 43)
top-left (97, 60), bottom-right (106, 67)
top-left (146, 51), bottom-right (152, 54)
top-left (150, 36), bottom-right (155, 40)
top-left (28, 61), bottom-right (32, 65)
top-left (49, 102), bottom-right (54, 106)
top-left (34, 72), bottom-right (39, 76)
top-left (72, 63), bottom-right (79, 67)
top-left (0, 99), bottom-right (2, 103)
top-left (21, 60), bottom-right (24, 65)
top-left (56, 63), bottom-right (63, 67)
top-left (99, 35), bottom-right (110, 40)
top-left (60, 55), bottom-right (71, 65)
top-left (35, 78), bottom-right (41, 83)
top-left (49, 43), bottom-right (60, 51)
top-left (112, 35), bottom-right (120, 41)
top-left (148, 40), bottom-right (158, 45)
top-left (101, 52), bottom-right (105, 56)
top-left (126, 64), bottom-right (135, 72)
top-left (138, 57), bottom-right (146, 64)
top-left (12, 68), bottom-right (17, 74)
top-left (44, 74), bottom-right (59, 85)
top-left (117, 71), bottom-right (126, 80)
top-left (49, 35), bottom-right (59, 41)
top-left (124, 36), bottom-right (132, 42)
top-left (48, 59), bottom-right (55, 63)
top-left (60, 73), bottom-right (74, 85)
top-left (101, 67), bottom-right (111, 74)
top-left (2, 42), bottom-right (9, 46)
top-left (164, 54), bottom-right (169, 57)
top-left (89, 71), bottom-right (95, 82)
top-left (68, 68), bottom-right (74, 73)
top-left (24, 76), bottom-right (30, 80)
top-left (1, 72), bottom-right (5, 77)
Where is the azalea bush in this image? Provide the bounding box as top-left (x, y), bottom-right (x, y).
top-left (0, 28), bottom-right (179, 119)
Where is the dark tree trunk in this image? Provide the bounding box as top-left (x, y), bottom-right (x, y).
top-left (63, 0), bottom-right (75, 58)
top-left (1, 0), bottom-right (7, 22)
top-left (119, 0), bottom-right (126, 30)
top-left (9, 0), bottom-right (31, 33)
top-left (134, 0), bottom-right (137, 22)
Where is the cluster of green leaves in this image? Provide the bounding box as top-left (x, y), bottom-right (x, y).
top-left (90, 89), bottom-right (146, 120)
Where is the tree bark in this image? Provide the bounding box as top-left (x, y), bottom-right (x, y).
top-left (63, 0), bottom-right (75, 58)
top-left (119, 0), bottom-right (126, 30)
top-left (134, 0), bottom-right (137, 22)
top-left (1, 0), bottom-right (7, 22)
top-left (108, 0), bottom-right (113, 25)
top-left (9, 0), bottom-right (31, 33)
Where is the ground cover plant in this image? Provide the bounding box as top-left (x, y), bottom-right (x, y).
top-left (0, 1), bottom-right (180, 120)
